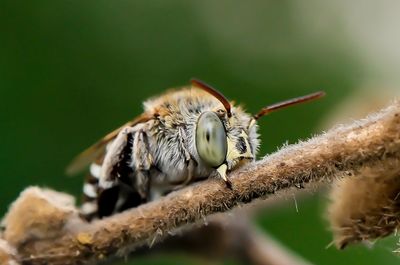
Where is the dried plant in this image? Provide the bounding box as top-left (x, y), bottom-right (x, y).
top-left (327, 158), bottom-right (400, 248)
top-left (0, 239), bottom-right (18, 265)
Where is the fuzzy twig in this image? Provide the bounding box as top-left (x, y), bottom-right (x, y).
top-left (10, 101), bottom-right (400, 264)
top-left (132, 216), bottom-right (313, 265)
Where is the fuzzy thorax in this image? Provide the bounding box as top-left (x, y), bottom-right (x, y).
top-left (143, 87), bottom-right (260, 184)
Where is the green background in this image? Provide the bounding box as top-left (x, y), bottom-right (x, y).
top-left (1, 1), bottom-right (399, 264)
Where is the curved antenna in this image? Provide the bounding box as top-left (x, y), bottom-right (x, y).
top-left (191, 78), bottom-right (232, 117)
top-left (254, 91), bottom-right (326, 120)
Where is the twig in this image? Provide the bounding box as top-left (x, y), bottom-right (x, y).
top-left (10, 101), bottom-right (400, 264)
top-left (132, 216), bottom-right (313, 265)
top-left (241, 224), bottom-right (312, 265)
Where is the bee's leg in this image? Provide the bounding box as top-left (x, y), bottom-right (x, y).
top-left (131, 129), bottom-right (153, 200)
top-left (172, 159), bottom-right (196, 191)
top-left (100, 126), bottom-right (135, 189)
top-left (179, 127), bottom-right (191, 162)
top-left (185, 159), bottom-right (196, 184)
top-left (97, 185), bottom-right (120, 218)
top-left (95, 126), bottom-right (137, 218)
top-left (172, 128), bottom-right (196, 190)
top-left (216, 163), bottom-right (232, 189)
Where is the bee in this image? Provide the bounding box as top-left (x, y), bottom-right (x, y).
top-left (67, 79), bottom-right (324, 220)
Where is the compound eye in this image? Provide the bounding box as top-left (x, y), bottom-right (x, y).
top-left (195, 111), bottom-right (227, 167)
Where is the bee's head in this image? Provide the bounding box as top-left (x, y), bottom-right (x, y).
top-left (194, 108), bottom-right (258, 183)
top-left (192, 79), bottom-right (259, 183)
top-left (191, 78), bottom-right (325, 184)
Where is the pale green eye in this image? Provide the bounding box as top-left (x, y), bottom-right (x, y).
top-left (195, 111), bottom-right (227, 167)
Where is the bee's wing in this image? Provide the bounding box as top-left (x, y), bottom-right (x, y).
top-left (66, 113), bottom-right (152, 176)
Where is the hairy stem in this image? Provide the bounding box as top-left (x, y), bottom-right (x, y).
top-left (14, 102), bottom-right (400, 264)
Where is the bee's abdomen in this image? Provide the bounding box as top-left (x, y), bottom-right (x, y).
top-left (80, 163), bottom-right (102, 220)
top-left (80, 125), bottom-right (158, 220)
top-left (80, 163), bottom-right (146, 220)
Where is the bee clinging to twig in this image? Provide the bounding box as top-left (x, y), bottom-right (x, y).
top-left (67, 79), bottom-right (325, 220)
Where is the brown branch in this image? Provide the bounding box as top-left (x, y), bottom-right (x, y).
top-left (5, 101), bottom-right (400, 264)
top-left (132, 216), bottom-right (313, 265)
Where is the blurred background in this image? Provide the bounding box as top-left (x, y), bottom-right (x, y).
top-left (1, 1), bottom-right (400, 264)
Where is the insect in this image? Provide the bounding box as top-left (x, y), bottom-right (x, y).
top-left (67, 79), bottom-right (325, 220)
